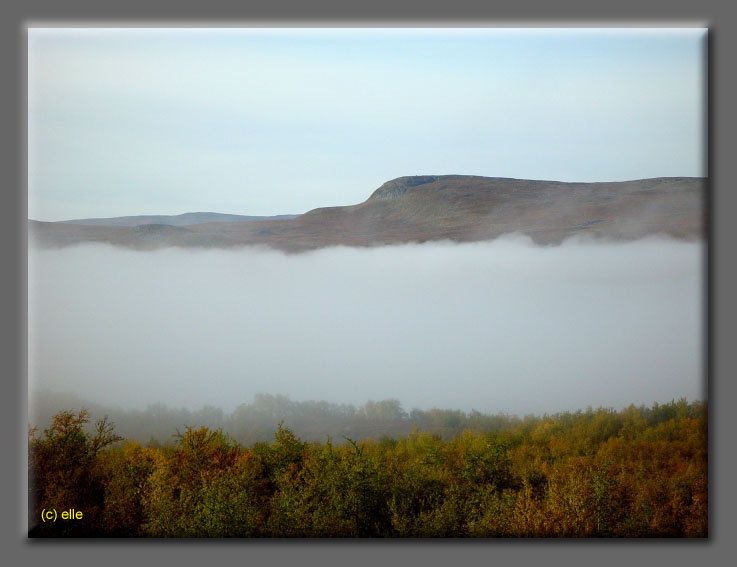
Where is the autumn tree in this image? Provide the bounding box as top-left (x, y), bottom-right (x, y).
top-left (29, 409), bottom-right (121, 536)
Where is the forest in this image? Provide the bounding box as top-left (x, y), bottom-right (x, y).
top-left (28, 398), bottom-right (707, 538)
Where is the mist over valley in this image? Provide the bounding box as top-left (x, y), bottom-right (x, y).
top-left (28, 234), bottom-right (704, 425)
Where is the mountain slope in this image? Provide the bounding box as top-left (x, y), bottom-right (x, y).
top-left (29, 175), bottom-right (705, 252)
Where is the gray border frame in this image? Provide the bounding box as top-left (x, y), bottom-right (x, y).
top-left (3, 1), bottom-right (734, 565)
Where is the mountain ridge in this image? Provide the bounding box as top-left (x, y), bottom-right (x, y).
top-left (29, 175), bottom-right (705, 252)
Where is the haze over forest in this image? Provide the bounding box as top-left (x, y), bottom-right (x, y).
top-left (28, 233), bottom-right (704, 418)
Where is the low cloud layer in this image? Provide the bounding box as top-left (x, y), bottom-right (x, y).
top-left (28, 236), bottom-right (705, 416)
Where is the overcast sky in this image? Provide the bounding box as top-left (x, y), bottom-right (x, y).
top-left (28, 28), bottom-right (706, 221)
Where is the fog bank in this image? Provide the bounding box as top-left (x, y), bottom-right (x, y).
top-left (28, 236), bottom-right (704, 415)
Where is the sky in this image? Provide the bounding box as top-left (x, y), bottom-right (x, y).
top-left (27, 28), bottom-right (707, 221)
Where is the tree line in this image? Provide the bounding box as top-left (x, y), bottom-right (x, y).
top-left (32, 391), bottom-right (701, 446)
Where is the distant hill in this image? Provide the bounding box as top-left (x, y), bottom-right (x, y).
top-left (29, 175), bottom-right (705, 252)
top-left (58, 212), bottom-right (298, 227)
